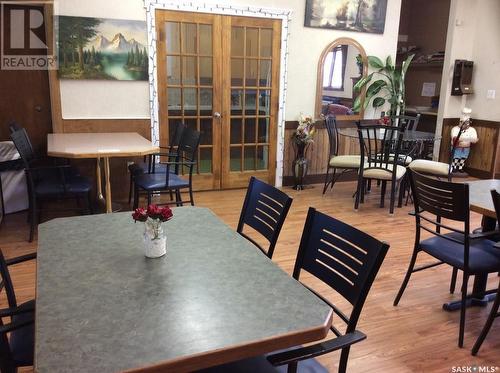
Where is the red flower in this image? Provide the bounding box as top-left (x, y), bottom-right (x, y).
top-left (147, 204), bottom-right (162, 220)
top-left (159, 206), bottom-right (173, 222)
top-left (132, 208), bottom-right (148, 222)
top-left (132, 204), bottom-right (174, 222)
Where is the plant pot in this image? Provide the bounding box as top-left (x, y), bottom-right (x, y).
top-left (292, 142), bottom-right (309, 190)
top-left (143, 220), bottom-right (167, 258)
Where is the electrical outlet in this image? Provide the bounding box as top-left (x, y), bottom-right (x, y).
top-left (487, 90), bottom-right (496, 99)
top-left (126, 161), bottom-right (134, 173)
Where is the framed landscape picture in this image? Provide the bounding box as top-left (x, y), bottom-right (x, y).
top-left (57, 16), bottom-right (148, 80)
top-left (304, 0), bottom-right (388, 34)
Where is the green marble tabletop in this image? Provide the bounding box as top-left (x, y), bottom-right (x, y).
top-left (35, 207), bottom-right (332, 372)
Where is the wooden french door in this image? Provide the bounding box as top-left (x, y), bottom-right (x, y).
top-left (156, 10), bottom-right (281, 190)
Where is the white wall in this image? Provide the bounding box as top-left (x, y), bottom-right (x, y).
top-left (466, 0), bottom-right (500, 121)
top-left (57, 0), bottom-right (402, 121)
top-left (56, 0), bottom-right (149, 119)
top-left (434, 0), bottom-right (500, 157)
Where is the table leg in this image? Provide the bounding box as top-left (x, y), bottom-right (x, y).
top-left (103, 157), bottom-right (112, 214)
top-left (96, 158), bottom-right (104, 203)
top-left (443, 215), bottom-right (497, 311)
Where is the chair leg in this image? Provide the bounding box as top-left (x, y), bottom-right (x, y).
top-left (128, 174), bottom-right (133, 204)
top-left (458, 272), bottom-right (469, 348)
top-left (354, 176), bottom-right (363, 210)
top-left (147, 192), bottom-right (152, 206)
top-left (472, 283), bottom-right (500, 355)
top-left (133, 186), bottom-right (139, 209)
top-left (189, 186), bottom-right (195, 206)
top-left (389, 181), bottom-right (397, 214)
top-left (394, 249), bottom-right (419, 306)
top-left (360, 180), bottom-right (366, 203)
top-left (287, 362), bottom-right (298, 373)
top-left (175, 190), bottom-right (183, 207)
top-left (398, 177), bottom-right (406, 208)
top-left (450, 268), bottom-right (458, 294)
top-left (29, 197), bottom-right (37, 243)
top-left (338, 346), bottom-right (351, 373)
top-left (380, 181), bottom-right (387, 208)
top-left (322, 167), bottom-right (331, 194)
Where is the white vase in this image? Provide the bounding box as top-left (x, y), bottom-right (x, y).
top-left (143, 219), bottom-right (167, 258)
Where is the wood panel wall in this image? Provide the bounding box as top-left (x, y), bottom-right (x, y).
top-left (439, 117), bottom-right (500, 178)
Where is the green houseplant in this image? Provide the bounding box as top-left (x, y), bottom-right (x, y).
top-left (353, 54), bottom-right (415, 116)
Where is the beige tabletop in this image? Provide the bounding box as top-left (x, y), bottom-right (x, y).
top-left (47, 132), bottom-right (159, 213)
top-left (467, 179), bottom-right (500, 219)
top-left (47, 132), bottom-right (158, 158)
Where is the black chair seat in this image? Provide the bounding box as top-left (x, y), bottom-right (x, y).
top-left (35, 175), bottom-right (92, 196)
top-left (420, 233), bottom-right (500, 274)
top-left (134, 173), bottom-right (188, 191)
top-left (9, 300), bottom-right (35, 366)
top-left (199, 354), bottom-right (327, 373)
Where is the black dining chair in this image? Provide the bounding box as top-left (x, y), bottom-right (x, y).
top-left (237, 177), bottom-right (293, 259)
top-left (355, 121), bottom-right (407, 214)
top-left (204, 208), bottom-right (389, 373)
top-left (11, 129), bottom-right (93, 242)
top-left (0, 249), bottom-right (36, 373)
top-left (393, 170), bottom-right (500, 347)
top-left (128, 122), bottom-right (186, 203)
top-left (133, 126), bottom-right (201, 208)
top-left (322, 115), bottom-right (363, 194)
top-left (471, 189), bottom-right (500, 355)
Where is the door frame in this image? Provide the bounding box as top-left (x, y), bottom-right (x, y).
top-left (144, 0), bottom-right (292, 187)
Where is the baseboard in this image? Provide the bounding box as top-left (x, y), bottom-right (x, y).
top-left (282, 172), bottom-right (358, 186)
top-left (465, 167), bottom-right (493, 179)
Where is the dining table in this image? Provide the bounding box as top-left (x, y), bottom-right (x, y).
top-left (35, 207), bottom-right (333, 372)
top-left (442, 179), bottom-right (500, 311)
top-left (47, 132), bottom-right (159, 213)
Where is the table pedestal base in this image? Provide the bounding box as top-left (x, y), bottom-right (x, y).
top-left (443, 293), bottom-right (496, 311)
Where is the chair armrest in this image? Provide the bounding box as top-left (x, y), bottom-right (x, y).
top-left (0, 314), bottom-right (34, 334)
top-left (6, 252), bottom-right (36, 266)
top-left (266, 330), bottom-right (366, 366)
top-left (0, 301), bottom-right (35, 318)
top-left (469, 230), bottom-right (500, 240)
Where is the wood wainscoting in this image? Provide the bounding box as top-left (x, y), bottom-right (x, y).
top-left (283, 120), bottom-right (360, 186)
top-left (439, 118), bottom-right (500, 179)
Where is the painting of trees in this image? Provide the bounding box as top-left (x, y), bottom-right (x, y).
top-left (57, 16), bottom-right (148, 80)
top-left (304, 0), bottom-right (388, 34)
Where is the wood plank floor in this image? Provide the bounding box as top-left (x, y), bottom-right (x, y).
top-left (1, 181), bottom-right (499, 372)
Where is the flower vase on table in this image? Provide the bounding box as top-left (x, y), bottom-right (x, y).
top-left (291, 114), bottom-right (316, 191)
top-left (132, 205), bottom-right (173, 258)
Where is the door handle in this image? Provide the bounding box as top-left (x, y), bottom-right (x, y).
top-left (213, 112), bottom-right (222, 119)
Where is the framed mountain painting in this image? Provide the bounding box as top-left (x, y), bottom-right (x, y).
top-left (304, 0), bottom-right (388, 34)
top-left (56, 16), bottom-right (148, 80)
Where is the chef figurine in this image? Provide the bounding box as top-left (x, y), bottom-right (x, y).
top-left (451, 107), bottom-right (478, 173)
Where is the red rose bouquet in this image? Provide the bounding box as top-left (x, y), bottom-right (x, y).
top-left (132, 204), bottom-right (173, 241)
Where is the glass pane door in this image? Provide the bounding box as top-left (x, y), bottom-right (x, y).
top-left (222, 16), bottom-right (280, 188)
top-left (156, 11), bottom-right (221, 190)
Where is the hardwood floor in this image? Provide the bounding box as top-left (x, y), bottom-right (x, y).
top-left (2, 181), bottom-right (499, 372)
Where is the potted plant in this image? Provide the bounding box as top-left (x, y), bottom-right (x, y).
top-left (132, 204), bottom-right (173, 258)
top-left (353, 54), bottom-right (415, 117)
top-left (291, 114), bottom-right (316, 190)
